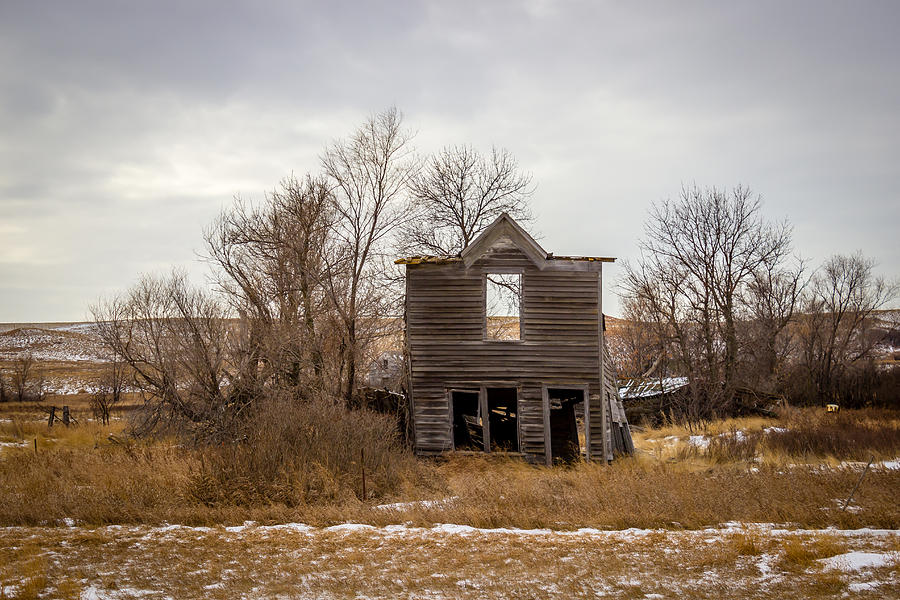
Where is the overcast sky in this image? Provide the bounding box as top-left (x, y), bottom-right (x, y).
top-left (1, 1), bottom-right (898, 321)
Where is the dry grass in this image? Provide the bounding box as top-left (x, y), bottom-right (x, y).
top-left (1, 404), bottom-right (898, 598)
top-left (635, 408), bottom-right (900, 466)
top-left (0, 391), bottom-right (141, 426)
top-left (1, 407), bottom-right (899, 529)
top-left (777, 534), bottom-right (846, 571)
top-left (2, 443), bottom-right (897, 530)
top-left (767, 408), bottom-right (900, 460)
top-left (0, 524), bottom-right (897, 599)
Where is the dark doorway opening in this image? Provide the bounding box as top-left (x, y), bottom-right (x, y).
top-left (451, 390), bottom-right (481, 450)
top-left (548, 388), bottom-right (583, 463)
top-left (486, 387), bottom-right (518, 452)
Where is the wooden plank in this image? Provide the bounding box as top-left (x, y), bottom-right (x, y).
top-left (597, 264), bottom-right (608, 464)
top-left (542, 385), bottom-right (551, 466)
top-left (480, 385), bottom-right (489, 453)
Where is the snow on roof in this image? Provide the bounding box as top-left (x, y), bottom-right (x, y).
top-left (618, 377), bottom-right (689, 399)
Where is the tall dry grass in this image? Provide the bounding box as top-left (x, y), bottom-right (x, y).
top-left (692, 408), bottom-right (900, 464)
top-left (400, 455), bottom-right (900, 530)
top-left (766, 407), bottom-right (900, 460)
top-left (1, 406), bottom-right (898, 529)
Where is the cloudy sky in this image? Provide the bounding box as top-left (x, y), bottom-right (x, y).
top-left (1, 1), bottom-right (898, 321)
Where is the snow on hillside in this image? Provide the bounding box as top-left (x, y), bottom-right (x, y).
top-left (0, 324), bottom-right (106, 363)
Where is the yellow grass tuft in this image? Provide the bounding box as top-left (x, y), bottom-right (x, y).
top-left (778, 534), bottom-right (846, 571)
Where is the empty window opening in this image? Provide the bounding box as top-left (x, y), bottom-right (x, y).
top-left (548, 388), bottom-right (584, 463)
top-left (485, 273), bottom-right (521, 340)
top-left (451, 390), bottom-right (482, 450)
top-left (487, 387), bottom-right (519, 452)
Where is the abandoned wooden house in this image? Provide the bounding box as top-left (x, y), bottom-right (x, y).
top-left (397, 213), bottom-right (633, 465)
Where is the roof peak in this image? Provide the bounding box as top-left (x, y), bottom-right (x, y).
top-left (459, 213), bottom-right (548, 269)
top-left (394, 213), bottom-right (616, 266)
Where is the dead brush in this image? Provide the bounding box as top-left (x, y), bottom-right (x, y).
top-left (663, 408), bottom-right (900, 465)
top-left (186, 395), bottom-right (425, 507)
top-left (767, 408), bottom-right (900, 460)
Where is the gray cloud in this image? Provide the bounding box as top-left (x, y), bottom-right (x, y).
top-left (1, 0), bottom-right (898, 321)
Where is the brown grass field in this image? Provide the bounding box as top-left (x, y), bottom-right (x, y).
top-left (1, 398), bottom-right (899, 598)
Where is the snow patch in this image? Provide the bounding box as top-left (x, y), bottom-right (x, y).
top-left (263, 523), bottom-right (313, 533)
top-left (688, 435), bottom-right (709, 448)
top-left (224, 521), bottom-right (256, 533)
top-left (432, 523), bottom-right (479, 535)
top-left (326, 523), bottom-right (376, 532)
top-left (375, 497), bottom-right (458, 511)
top-left (819, 551), bottom-right (895, 571)
top-left (80, 586), bottom-right (103, 600)
top-left (848, 581), bottom-right (881, 592)
top-left (0, 441), bottom-right (28, 449)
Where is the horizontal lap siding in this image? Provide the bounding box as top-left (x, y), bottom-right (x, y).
top-left (407, 248), bottom-right (602, 458)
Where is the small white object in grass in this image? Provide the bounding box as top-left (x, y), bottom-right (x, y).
top-left (819, 551), bottom-right (895, 571)
top-left (63, 517), bottom-right (75, 527)
top-left (881, 459), bottom-right (900, 470)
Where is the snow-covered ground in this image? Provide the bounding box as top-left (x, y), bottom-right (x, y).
top-left (0, 324), bottom-right (106, 363)
top-left (0, 323), bottom-right (111, 395)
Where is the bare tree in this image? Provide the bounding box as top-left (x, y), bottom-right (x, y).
top-left (740, 257), bottom-right (805, 392)
top-left (321, 107), bottom-right (416, 404)
top-left (10, 353), bottom-right (44, 402)
top-left (91, 271), bottom-right (241, 440)
top-left (621, 185), bottom-right (793, 423)
top-left (92, 354), bottom-right (127, 425)
top-left (797, 252), bottom-right (897, 403)
top-left (611, 296), bottom-right (673, 380)
top-left (204, 174), bottom-right (339, 396)
top-left (401, 145), bottom-right (533, 256)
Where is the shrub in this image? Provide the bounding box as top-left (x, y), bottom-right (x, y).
top-left (187, 393), bottom-right (420, 506)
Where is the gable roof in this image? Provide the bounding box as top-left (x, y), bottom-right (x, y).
top-left (459, 212), bottom-right (548, 268)
top-left (395, 213), bottom-right (616, 267)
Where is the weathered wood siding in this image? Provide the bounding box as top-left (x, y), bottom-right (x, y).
top-left (406, 245), bottom-right (610, 461)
